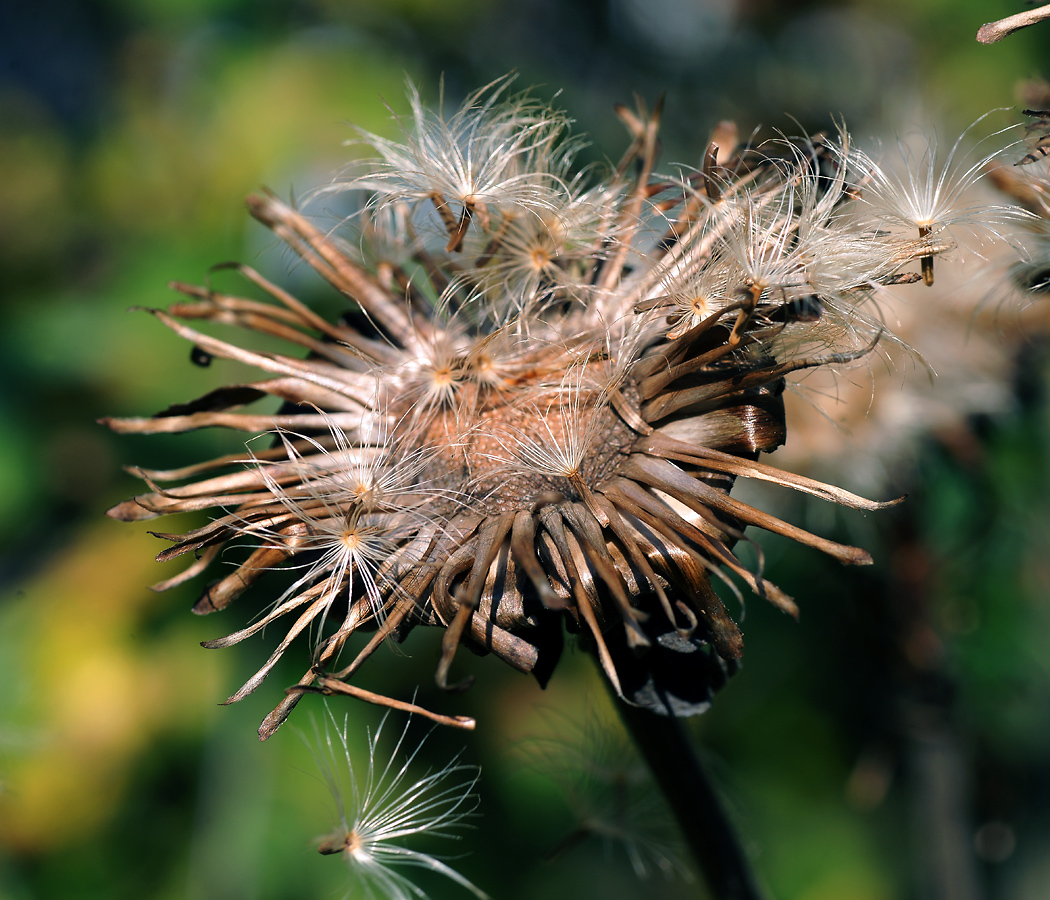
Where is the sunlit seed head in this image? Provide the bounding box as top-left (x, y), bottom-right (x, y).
top-left (852, 117), bottom-right (1031, 240)
top-left (531, 246), bottom-right (552, 270)
top-left (308, 706), bottom-right (489, 900)
top-left (340, 74), bottom-right (580, 249)
top-left (468, 351), bottom-right (502, 387)
top-left (107, 77), bottom-right (1028, 739)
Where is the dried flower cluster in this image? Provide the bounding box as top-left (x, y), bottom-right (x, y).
top-left (105, 77), bottom-right (1016, 738)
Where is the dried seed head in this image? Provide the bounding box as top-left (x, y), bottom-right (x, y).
top-left (310, 706), bottom-right (488, 900)
top-left (849, 115), bottom-right (1033, 284)
top-left (107, 82), bottom-right (1015, 737)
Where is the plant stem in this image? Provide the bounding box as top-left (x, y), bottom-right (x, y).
top-left (615, 699), bottom-right (767, 900)
top-left (976, 3), bottom-right (1050, 43)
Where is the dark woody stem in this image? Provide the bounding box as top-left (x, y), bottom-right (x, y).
top-left (614, 696), bottom-right (768, 900)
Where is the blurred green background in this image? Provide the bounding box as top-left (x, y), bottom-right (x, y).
top-left (1, 1), bottom-right (1048, 898)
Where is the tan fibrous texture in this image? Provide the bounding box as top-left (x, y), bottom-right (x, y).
top-left (105, 79), bottom-right (1017, 738)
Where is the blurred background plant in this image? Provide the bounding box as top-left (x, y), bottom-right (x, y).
top-left (1, 1), bottom-right (1048, 898)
